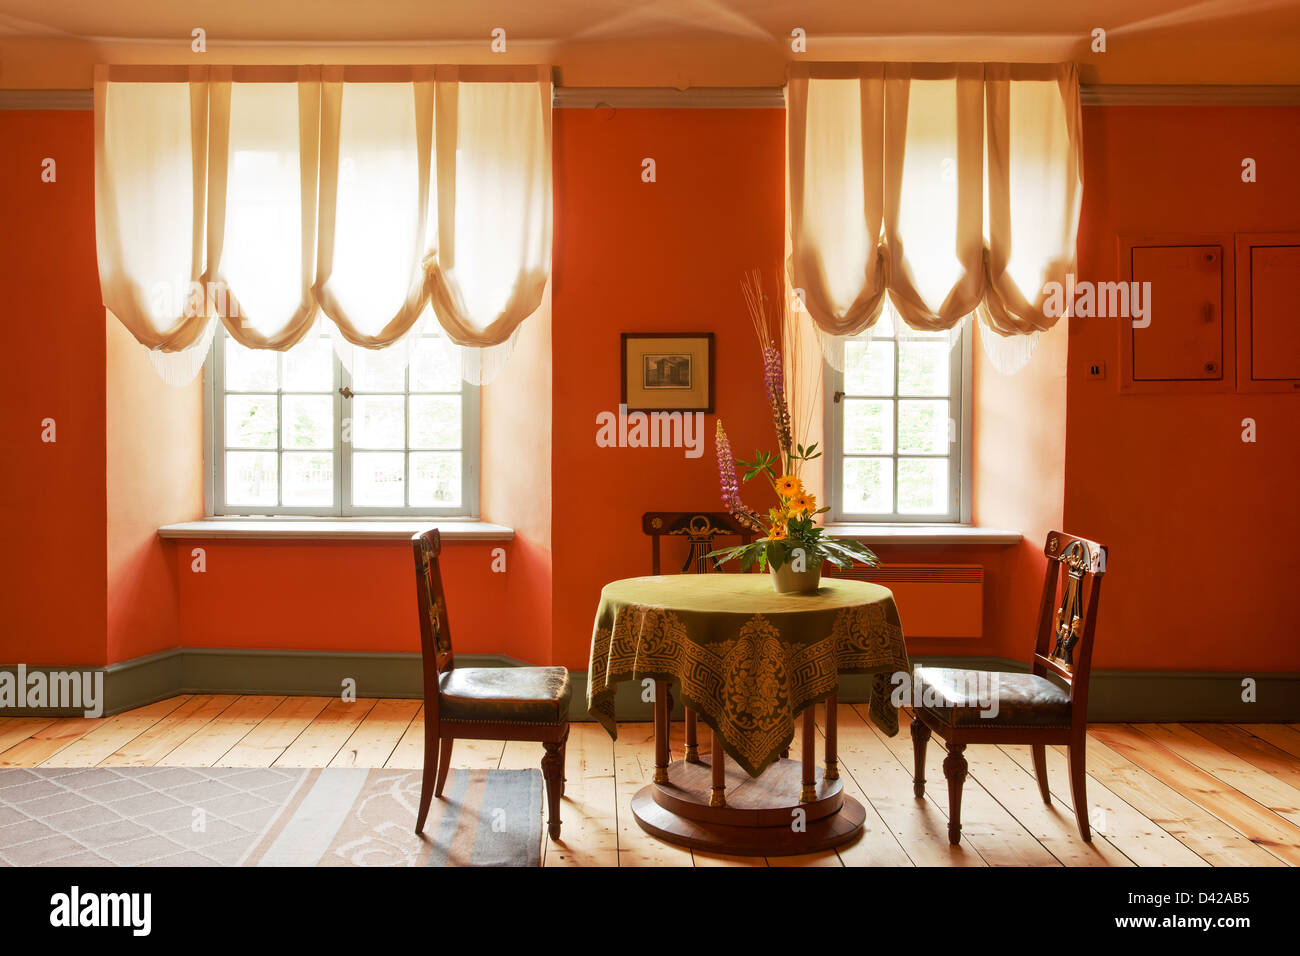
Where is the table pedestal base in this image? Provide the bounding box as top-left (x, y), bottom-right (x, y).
top-left (630, 757), bottom-right (865, 856)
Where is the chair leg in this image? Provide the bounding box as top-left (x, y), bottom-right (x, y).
top-left (415, 729), bottom-right (440, 834)
top-left (559, 736), bottom-right (568, 798)
top-left (943, 743), bottom-right (968, 846)
top-left (434, 736), bottom-right (454, 797)
top-left (910, 717), bottom-right (931, 798)
top-left (1069, 742), bottom-right (1092, 842)
top-left (542, 739), bottom-right (565, 840)
top-left (1031, 744), bottom-right (1051, 804)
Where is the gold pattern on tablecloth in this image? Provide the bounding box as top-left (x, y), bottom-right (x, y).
top-left (588, 601), bottom-right (909, 778)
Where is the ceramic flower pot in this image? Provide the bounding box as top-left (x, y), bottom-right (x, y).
top-left (769, 560), bottom-right (822, 594)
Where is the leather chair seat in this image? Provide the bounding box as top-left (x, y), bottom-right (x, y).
top-left (914, 666), bottom-right (1071, 729)
top-left (439, 666), bottom-right (572, 725)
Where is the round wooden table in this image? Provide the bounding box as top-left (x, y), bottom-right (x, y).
top-left (586, 574), bottom-right (909, 857)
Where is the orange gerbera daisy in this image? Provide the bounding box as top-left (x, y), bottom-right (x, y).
top-left (775, 475), bottom-right (803, 498)
top-left (767, 524), bottom-right (788, 540)
top-left (788, 493), bottom-right (817, 516)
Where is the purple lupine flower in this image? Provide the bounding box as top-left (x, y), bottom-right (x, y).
top-left (715, 420), bottom-right (765, 534)
top-left (762, 345), bottom-right (793, 458)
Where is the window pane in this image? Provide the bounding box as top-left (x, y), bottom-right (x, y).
top-left (283, 336), bottom-right (333, 391)
top-left (225, 451), bottom-right (277, 505)
top-left (352, 451), bottom-right (405, 506)
top-left (410, 452), bottom-right (462, 507)
top-left (410, 395), bottom-right (461, 449)
top-left (282, 452), bottom-right (334, 506)
top-left (844, 340), bottom-right (893, 395)
top-left (411, 336), bottom-right (461, 392)
top-left (352, 347), bottom-right (407, 392)
top-left (352, 395), bottom-right (405, 449)
top-left (843, 457), bottom-right (892, 513)
top-left (225, 395), bottom-right (277, 448)
top-left (225, 339), bottom-right (278, 391)
top-left (897, 400), bottom-right (950, 454)
top-left (898, 340), bottom-right (949, 396)
top-left (282, 394), bottom-right (333, 449)
top-left (898, 458), bottom-right (949, 514)
top-left (844, 399), bottom-right (893, 454)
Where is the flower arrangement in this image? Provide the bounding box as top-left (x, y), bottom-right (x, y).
top-left (709, 271), bottom-right (879, 578)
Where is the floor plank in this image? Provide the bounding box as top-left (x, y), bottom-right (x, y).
top-left (0, 718), bottom-right (56, 755)
top-left (0, 717), bottom-right (101, 767)
top-left (610, 723), bottom-right (695, 867)
top-left (835, 704), bottom-right (985, 866)
top-left (1091, 724), bottom-right (1300, 866)
top-left (1184, 723), bottom-right (1300, 797)
top-left (877, 709), bottom-right (1060, 866)
top-left (215, 696), bottom-right (330, 768)
top-left (41, 697), bottom-right (193, 767)
top-left (4, 696), bottom-right (1296, 868)
top-left (274, 698), bottom-right (377, 767)
top-left (384, 705), bottom-right (425, 770)
top-left (156, 696), bottom-right (285, 767)
top-left (1136, 723), bottom-right (1300, 830)
top-left (1000, 742), bottom-right (1208, 867)
top-left (328, 699), bottom-right (421, 769)
top-left (544, 723), bottom-right (618, 867)
top-left (1080, 734), bottom-right (1284, 867)
top-left (1239, 724), bottom-right (1300, 760)
top-left (100, 695), bottom-right (236, 766)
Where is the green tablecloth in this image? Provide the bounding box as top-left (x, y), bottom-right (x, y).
top-left (587, 575), bottom-right (911, 777)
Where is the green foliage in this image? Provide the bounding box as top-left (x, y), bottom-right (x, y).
top-left (706, 512), bottom-right (878, 574)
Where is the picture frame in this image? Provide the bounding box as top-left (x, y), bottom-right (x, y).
top-left (620, 332), bottom-right (715, 413)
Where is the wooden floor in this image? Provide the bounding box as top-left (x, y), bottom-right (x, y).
top-left (2, 695), bottom-right (1299, 867)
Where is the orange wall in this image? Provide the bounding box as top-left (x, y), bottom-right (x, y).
top-left (549, 107), bottom-right (787, 669)
top-left (1070, 105), bottom-right (1300, 672)
top-left (106, 315), bottom-right (204, 662)
top-left (967, 321), bottom-right (1069, 663)
top-left (173, 539), bottom-right (510, 654)
top-left (9, 101), bottom-right (1295, 679)
top-left (0, 110), bottom-right (108, 666)
top-left (481, 291), bottom-right (554, 664)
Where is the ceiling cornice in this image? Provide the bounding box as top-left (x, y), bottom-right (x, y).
top-left (5, 83), bottom-right (1300, 111)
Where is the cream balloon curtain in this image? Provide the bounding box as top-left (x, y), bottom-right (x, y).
top-left (787, 62), bottom-right (1082, 371)
top-left (94, 64), bottom-right (552, 385)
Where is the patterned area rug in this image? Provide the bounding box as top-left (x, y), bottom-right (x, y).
top-left (0, 767), bottom-right (543, 867)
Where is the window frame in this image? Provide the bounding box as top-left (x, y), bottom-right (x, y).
top-left (824, 318), bottom-right (973, 524)
top-left (204, 326), bottom-right (480, 518)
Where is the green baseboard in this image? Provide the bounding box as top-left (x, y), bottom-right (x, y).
top-left (2, 652), bottom-right (1297, 722)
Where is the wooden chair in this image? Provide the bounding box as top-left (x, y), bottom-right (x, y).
top-left (910, 531), bottom-right (1107, 845)
top-left (411, 529), bottom-right (571, 839)
top-left (643, 512), bottom-right (755, 766)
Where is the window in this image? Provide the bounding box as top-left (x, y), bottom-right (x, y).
top-left (207, 323), bottom-right (479, 516)
top-left (826, 306), bottom-right (971, 522)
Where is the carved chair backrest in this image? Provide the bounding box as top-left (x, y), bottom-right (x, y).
top-left (1031, 531), bottom-right (1108, 721)
top-left (643, 512), bottom-right (755, 575)
top-left (412, 529), bottom-right (455, 699)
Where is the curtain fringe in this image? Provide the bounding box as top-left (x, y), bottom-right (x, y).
top-left (977, 324), bottom-right (1040, 375)
top-left (146, 316), bottom-right (217, 387)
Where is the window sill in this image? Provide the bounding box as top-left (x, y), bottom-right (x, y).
top-left (157, 518), bottom-right (515, 542)
top-left (822, 523), bottom-right (1022, 546)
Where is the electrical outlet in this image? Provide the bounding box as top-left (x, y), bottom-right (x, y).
top-left (1086, 359), bottom-right (1106, 380)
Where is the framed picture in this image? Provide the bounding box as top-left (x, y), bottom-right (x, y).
top-left (621, 332), bottom-right (715, 413)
